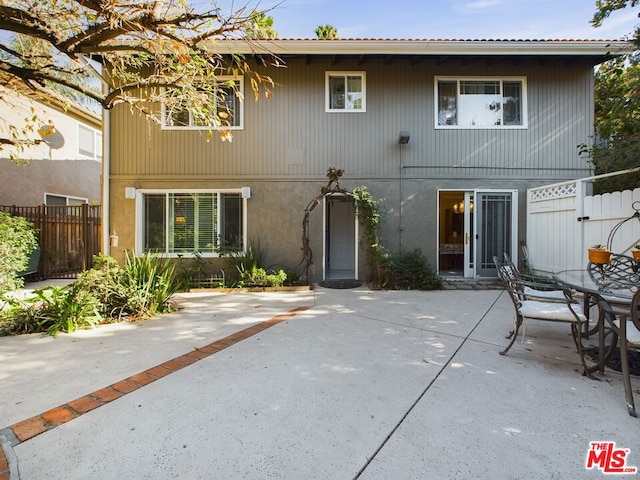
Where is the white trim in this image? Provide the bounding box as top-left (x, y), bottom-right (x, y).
top-left (203, 39), bottom-right (634, 57)
top-left (160, 76), bottom-right (244, 130)
top-left (325, 71), bottom-right (366, 113)
top-left (434, 76), bottom-right (528, 129)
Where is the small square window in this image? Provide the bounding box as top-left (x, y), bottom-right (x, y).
top-left (326, 72), bottom-right (366, 113)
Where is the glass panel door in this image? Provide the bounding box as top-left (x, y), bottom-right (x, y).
top-left (463, 192), bottom-right (475, 277)
top-left (474, 190), bottom-right (518, 277)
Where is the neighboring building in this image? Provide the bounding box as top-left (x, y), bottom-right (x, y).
top-left (0, 88), bottom-right (102, 207)
top-left (104, 38), bottom-right (633, 281)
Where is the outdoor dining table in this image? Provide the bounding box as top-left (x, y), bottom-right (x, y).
top-left (553, 268), bottom-right (639, 416)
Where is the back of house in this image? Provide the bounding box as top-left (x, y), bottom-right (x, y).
top-left (105, 38), bottom-right (632, 283)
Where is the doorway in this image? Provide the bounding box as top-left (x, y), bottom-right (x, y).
top-left (438, 190), bottom-right (518, 278)
top-left (324, 195), bottom-right (358, 280)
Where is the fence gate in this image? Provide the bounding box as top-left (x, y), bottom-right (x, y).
top-left (1, 204), bottom-right (102, 279)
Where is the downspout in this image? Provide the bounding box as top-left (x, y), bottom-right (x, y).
top-left (102, 108), bottom-right (110, 254)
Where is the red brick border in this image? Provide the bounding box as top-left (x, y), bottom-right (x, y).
top-left (0, 445), bottom-right (9, 480)
top-left (6, 306), bottom-right (310, 446)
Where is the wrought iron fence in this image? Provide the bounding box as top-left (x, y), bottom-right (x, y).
top-left (0, 204), bottom-right (102, 279)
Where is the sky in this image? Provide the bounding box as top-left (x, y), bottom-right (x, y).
top-left (240, 0), bottom-right (639, 41)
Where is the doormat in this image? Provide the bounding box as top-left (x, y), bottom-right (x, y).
top-left (586, 346), bottom-right (640, 376)
top-left (319, 279), bottom-right (363, 289)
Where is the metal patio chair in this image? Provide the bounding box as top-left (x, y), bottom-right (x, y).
top-left (494, 256), bottom-right (594, 377)
top-left (597, 286), bottom-right (640, 416)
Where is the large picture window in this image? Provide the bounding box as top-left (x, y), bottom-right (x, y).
top-left (139, 191), bottom-right (245, 255)
top-left (162, 77), bottom-right (243, 130)
top-left (326, 72), bottom-right (366, 112)
top-left (435, 77), bottom-right (526, 128)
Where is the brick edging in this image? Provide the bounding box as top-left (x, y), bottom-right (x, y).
top-left (4, 306), bottom-right (310, 449)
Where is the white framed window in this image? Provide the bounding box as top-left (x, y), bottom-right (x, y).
top-left (78, 124), bottom-right (102, 159)
top-left (161, 77), bottom-right (244, 130)
top-left (325, 71), bottom-right (366, 112)
top-left (45, 193), bottom-right (88, 206)
top-left (136, 190), bottom-right (247, 256)
top-left (435, 77), bottom-right (527, 129)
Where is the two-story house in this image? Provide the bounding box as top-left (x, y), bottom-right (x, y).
top-left (104, 38), bottom-right (632, 283)
top-left (0, 88), bottom-right (102, 207)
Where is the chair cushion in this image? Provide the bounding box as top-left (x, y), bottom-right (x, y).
top-left (519, 300), bottom-right (586, 322)
top-left (613, 319), bottom-right (640, 347)
top-left (523, 286), bottom-right (567, 300)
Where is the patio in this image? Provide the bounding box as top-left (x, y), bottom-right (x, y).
top-left (0, 287), bottom-right (638, 479)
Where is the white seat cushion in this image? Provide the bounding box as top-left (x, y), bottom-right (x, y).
top-left (613, 319), bottom-right (640, 347)
top-left (523, 286), bottom-right (567, 300)
top-left (519, 300), bottom-right (586, 322)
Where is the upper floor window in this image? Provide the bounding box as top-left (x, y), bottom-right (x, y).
top-left (162, 77), bottom-right (243, 130)
top-left (326, 72), bottom-right (366, 112)
top-left (435, 77), bottom-right (526, 129)
top-left (78, 124), bottom-right (102, 159)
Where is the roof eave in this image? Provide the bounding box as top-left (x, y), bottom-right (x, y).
top-left (209, 38), bottom-right (636, 58)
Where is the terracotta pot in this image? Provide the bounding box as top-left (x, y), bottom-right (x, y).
top-left (588, 248), bottom-right (612, 264)
top-left (633, 250), bottom-right (640, 261)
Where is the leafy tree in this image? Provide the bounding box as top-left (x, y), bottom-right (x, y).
top-left (315, 24), bottom-right (338, 39)
top-left (591, 0), bottom-right (640, 46)
top-left (244, 12), bottom-right (279, 39)
top-left (0, 0), bottom-right (276, 147)
top-left (582, 53), bottom-right (640, 193)
top-left (586, 2), bottom-right (640, 192)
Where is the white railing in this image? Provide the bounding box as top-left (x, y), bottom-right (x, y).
top-left (526, 168), bottom-right (640, 275)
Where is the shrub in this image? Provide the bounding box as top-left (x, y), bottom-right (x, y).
top-left (0, 252), bottom-right (181, 336)
top-left (0, 284), bottom-right (101, 336)
top-left (120, 251), bottom-right (180, 317)
top-left (74, 253), bottom-right (129, 319)
top-left (0, 212), bottom-right (38, 294)
top-left (238, 266), bottom-right (287, 287)
top-left (377, 249), bottom-right (442, 290)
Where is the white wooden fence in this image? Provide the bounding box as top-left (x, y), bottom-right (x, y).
top-left (526, 170), bottom-right (640, 275)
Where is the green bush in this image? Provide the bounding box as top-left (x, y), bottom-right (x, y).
top-left (0, 212), bottom-right (38, 294)
top-left (1, 252), bottom-right (180, 336)
top-left (238, 266), bottom-right (287, 287)
top-left (0, 284), bottom-right (101, 336)
top-left (377, 249), bottom-right (442, 290)
top-left (120, 251), bottom-right (179, 317)
top-left (77, 251), bottom-right (180, 319)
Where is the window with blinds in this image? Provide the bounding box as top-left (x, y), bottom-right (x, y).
top-left (142, 192), bottom-right (244, 255)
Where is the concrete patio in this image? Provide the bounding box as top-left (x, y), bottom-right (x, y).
top-left (0, 286), bottom-right (638, 479)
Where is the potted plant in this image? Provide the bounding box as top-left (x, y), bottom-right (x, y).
top-left (632, 244), bottom-right (640, 261)
top-left (588, 244), bottom-right (612, 264)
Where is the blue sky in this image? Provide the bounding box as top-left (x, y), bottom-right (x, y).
top-left (249, 0), bottom-right (639, 40)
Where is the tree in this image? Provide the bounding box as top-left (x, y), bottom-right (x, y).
top-left (0, 0), bottom-right (277, 147)
top-left (582, 53), bottom-right (640, 193)
top-left (586, 2), bottom-right (640, 192)
top-left (591, 0), bottom-right (640, 46)
top-left (244, 12), bottom-right (278, 39)
top-left (315, 24), bottom-right (338, 39)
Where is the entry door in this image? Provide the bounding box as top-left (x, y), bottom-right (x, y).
top-left (473, 190), bottom-right (518, 277)
top-left (324, 196), bottom-right (357, 280)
